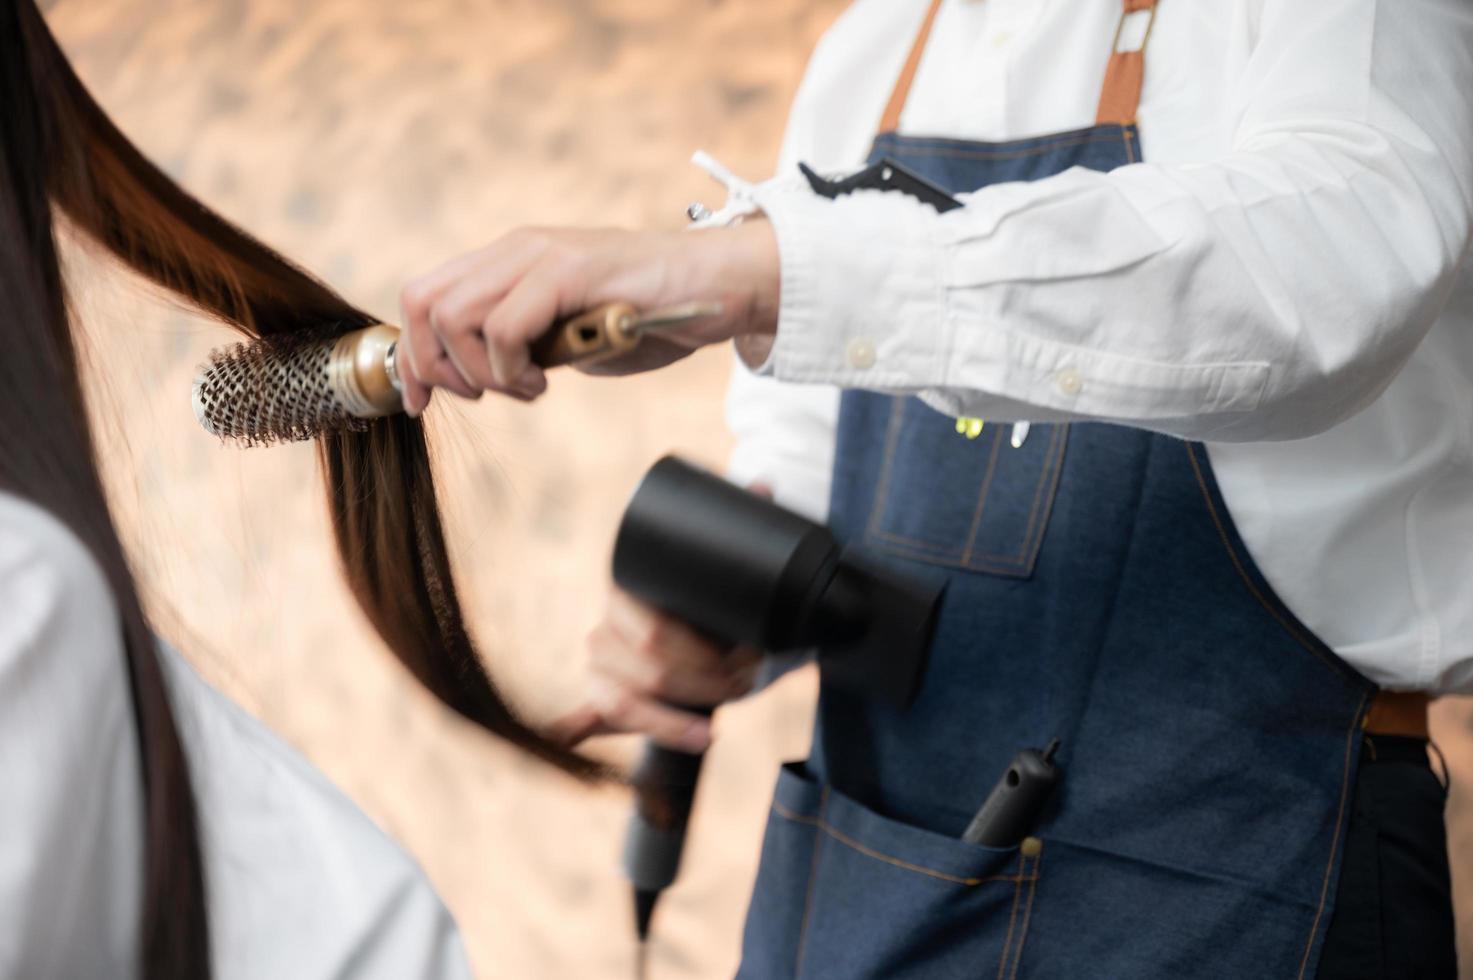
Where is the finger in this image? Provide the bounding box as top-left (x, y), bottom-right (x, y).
top-left (587, 675), bottom-right (712, 753)
top-left (427, 255), bottom-right (544, 390)
top-left (544, 704), bottom-right (612, 748)
top-left (394, 340), bottom-right (433, 416)
top-left (399, 359), bottom-right (459, 415)
top-left (428, 354), bottom-right (482, 400)
top-left (517, 364), bottom-right (549, 399)
top-left (720, 645), bottom-right (764, 700)
top-left (604, 592), bottom-right (735, 681)
top-left (497, 384), bottom-right (538, 404)
top-left (402, 242), bottom-right (499, 312)
top-left (407, 228), bottom-right (552, 313)
top-left (401, 296), bottom-right (464, 412)
top-left (588, 623), bottom-right (746, 707)
top-left (441, 334), bottom-right (490, 392)
top-left (506, 362), bottom-right (548, 400)
top-left (726, 644), bottom-right (765, 674)
top-left (409, 308), bottom-right (481, 400)
top-left (435, 331), bottom-right (482, 390)
top-left (574, 336), bottom-right (692, 377)
top-left (490, 369), bottom-right (548, 405)
top-left (482, 260), bottom-right (569, 388)
top-left (403, 240), bottom-right (541, 406)
top-left (426, 308), bottom-right (490, 396)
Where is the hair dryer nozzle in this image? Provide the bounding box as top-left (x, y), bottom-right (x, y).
top-left (612, 455), bottom-right (942, 705)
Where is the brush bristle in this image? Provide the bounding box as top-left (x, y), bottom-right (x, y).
top-left (193, 332), bottom-right (368, 445)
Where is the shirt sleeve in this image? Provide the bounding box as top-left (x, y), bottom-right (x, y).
top-left (723, 53), bottom-right (845, 521)
top-left (725, 367), bottom-right (839, 523)
top-left (0, 502), bottom-right (141, 978)
top-left (750, 0), bottom-right (1473, 442)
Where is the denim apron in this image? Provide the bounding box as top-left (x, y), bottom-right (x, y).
top-left (738, 3), bottom-right (1375, 978)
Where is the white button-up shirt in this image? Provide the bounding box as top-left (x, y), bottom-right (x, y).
top-left (0, 492), bottom-right (472, 978)
top-left (726, 0), bottom-right (1473, 693)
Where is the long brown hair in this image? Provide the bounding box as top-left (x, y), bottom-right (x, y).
top-left (3, 2), bottom-right (602, 975)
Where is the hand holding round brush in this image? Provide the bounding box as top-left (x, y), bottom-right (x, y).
top-left (394, 222), bottom-right (780, 412)
top-left (194, 223), bottom-right (780, 442)
top-left (195, 295), bottom-right (731, 444)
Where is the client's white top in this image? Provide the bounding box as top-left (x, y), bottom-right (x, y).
top-left (0, 491), bottom-right (473, 979)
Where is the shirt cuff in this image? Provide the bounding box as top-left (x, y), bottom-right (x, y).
top-left (745, 181), bottom-right (950, 389)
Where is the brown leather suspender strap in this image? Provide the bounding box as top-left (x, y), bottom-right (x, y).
top-left (879, 0), bottom-right (1159, 137)
top-left (877, 0), bottom-right (945, 135)
top-left (1095, 0), bottom-right (1159, 125)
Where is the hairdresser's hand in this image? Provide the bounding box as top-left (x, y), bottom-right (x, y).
top-left (397, 221), bottom-right (779, 414)
top-left (548, 589), bottom-right (763, 754)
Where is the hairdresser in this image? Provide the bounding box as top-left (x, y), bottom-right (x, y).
top-left (403, 1), bottom-right (1472, 976)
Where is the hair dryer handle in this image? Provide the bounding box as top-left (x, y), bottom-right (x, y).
top-left (622, 729), bottom-right (709, 926)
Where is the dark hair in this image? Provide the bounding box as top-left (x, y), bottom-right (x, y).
top-left (1, 2), bottom-right (604, 975)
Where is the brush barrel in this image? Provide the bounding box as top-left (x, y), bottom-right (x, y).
top-left (332, 324), bottom-right (404, 418)
top-left (326, 304), bottom-right (643, 422)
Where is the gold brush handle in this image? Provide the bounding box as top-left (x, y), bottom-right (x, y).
top-left (530, 303), bottom-right (642, 368)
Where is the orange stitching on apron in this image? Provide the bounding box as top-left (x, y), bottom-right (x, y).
top-left (869, 533), bottom-right (1045, 575)
top-left (1006, 848), bottom-right (1043, 980)
top-left (1185, 441), bottom-right (1370, 977)
top-left (863, 397), bottom-right (910, 544)
top-left (1296, 697), bottom-right (1369, 980)
top-left (792, 786), bottom-right (830, 978)
top-left (1007, 423), bottom-right (1069, 564)
top-left (1184, 443), bottom-right (1364, 684)
top-left (865, 398), bottom-right (988, 559)
top-left (867, 419), bottom-right (1066, 573)
top-left (958, 424), bottom-right (1007, 565)
top-left (771, 800), bottom-right (1033, 887)
top-left (994, 850), bottom-right (1028, 980)
top-left (867, 543), bottom-right (1046, 577)
top-left (1122, 123), bottom-right (1137, 164)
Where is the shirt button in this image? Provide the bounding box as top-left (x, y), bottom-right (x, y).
top-left (847, 338), bottom-right (877, 370)
top-left (1055, 368), bottom-right (1082, 395)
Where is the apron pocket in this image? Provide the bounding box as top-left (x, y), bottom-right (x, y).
top-left (738, 763), bottom-right (1041, 980)
top-left (1013, 835), bottom-right (1331, 980)
top-left (863, 398), bottom-right (1067, 578)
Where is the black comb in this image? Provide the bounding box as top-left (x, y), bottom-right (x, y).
top-left (798, 158), bottom-right (962, 213)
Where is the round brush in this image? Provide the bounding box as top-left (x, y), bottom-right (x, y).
top-left (192, 323), bottom-right (398, 446)
top-left (192, 301), bottom-right (720, 446)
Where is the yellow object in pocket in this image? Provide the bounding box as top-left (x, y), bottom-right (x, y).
top-left (955, 417), bottom-right (985, 440)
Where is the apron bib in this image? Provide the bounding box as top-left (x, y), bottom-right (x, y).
top-left (738, 3), bottom-right (1374, 978)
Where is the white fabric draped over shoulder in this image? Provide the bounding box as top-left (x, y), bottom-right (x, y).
top-left (0, 490), bottom-right (473, 979)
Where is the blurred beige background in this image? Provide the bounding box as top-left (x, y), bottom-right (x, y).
top-left (45, 1), bottom-right (1473, 978)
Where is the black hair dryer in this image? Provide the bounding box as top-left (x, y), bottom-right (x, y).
top-left (612, 455), bottom-right (943, 940)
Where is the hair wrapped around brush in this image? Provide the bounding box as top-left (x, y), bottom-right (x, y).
top-left (3, 2), bottom-right (604, 976)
